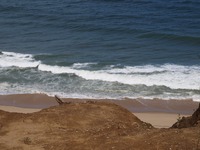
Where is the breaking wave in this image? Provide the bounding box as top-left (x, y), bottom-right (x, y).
top-left (1, 51), bottom-right (200, 101)
top-left (1, 51), bottom-right (200, 90)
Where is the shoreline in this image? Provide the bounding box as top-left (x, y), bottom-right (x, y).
top-left (0, 104), bottom-right (186, 128)
top-left (0, 93), bottom-right (198, 114)
top-left (0, 93), bottom-right (199, 128)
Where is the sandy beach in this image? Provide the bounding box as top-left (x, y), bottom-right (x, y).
top-left (0, 105), bottom-right (188, 128)
top-left (0, 94), bottom-right (199, 150)
top-left (0, 105), bottom-right (40, 113)
top-left (134, 112), bottom-right (189, 128)
top-left (0, 94), bottom-right (200, 150)
top-left (0, 94), bottom-right (198, 128)
top-left (1, 0), bottom-right (200, 149)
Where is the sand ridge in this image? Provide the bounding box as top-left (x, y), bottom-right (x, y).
top-left (0, 101), bottom-right (152, 150)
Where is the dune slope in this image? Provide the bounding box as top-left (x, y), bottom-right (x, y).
top-left (0, 101), bottom-right (200, 150)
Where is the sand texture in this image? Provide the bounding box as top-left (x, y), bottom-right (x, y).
top-left (0, 105), bottom-right (40, 113)
top-left (134, 113), bottom-right (189, 128)
top-left (0, 101), bottom-right (200, 150)
top-left (0, 94), bottom-right (199, 114)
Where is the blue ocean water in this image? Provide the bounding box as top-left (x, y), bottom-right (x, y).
top-left (0, 0), bottom-right (200, 100)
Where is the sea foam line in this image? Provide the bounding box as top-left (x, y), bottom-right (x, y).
top-left (1, 51), bottom-right (200, 90)
top-left (0, 51), bottom-right (40, 68)
top-left (37, 63), bottom-right (200, 90)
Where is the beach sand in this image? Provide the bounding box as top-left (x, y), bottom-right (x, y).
top-left (134, 112), bottom-right (189, 128)
top-left (0, 94), bottom-right (198, 128)
top-left (0, 105), bottom-right (188, 128)
top-left (0, 105), bottom-right (40, 113)
top-left (0, 95), bottom-right (199, 150)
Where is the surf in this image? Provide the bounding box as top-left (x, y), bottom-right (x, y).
top-left (1, 51), bottom-right (200, 91)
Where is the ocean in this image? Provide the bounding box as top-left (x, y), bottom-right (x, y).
top-left (0, 0), bottom-right (200, 101)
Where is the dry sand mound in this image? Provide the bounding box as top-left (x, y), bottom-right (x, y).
top-left (0, 101), bottom-right (200, 150)
top-left (0, 101), bottom-right (151, 150)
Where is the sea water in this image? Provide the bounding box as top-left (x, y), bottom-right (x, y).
top-left (0, 0), bottom-right (200, 101)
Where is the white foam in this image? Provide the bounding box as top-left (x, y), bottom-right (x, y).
top-left (71, 62), bottom-right (97, 69)
top-left (106, 65), bottom-right (166, 74)
top-left (37, 63), bottom-right (200, 90)
top-left (0, 51), bottom-right (40, 68)
top-left (1, 51), bottom-right (200, 91)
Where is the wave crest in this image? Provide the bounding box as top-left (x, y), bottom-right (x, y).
top-left (1, 51), bottom-right (200, 91)
top-left (0, 51), bottom-right (40, 68)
